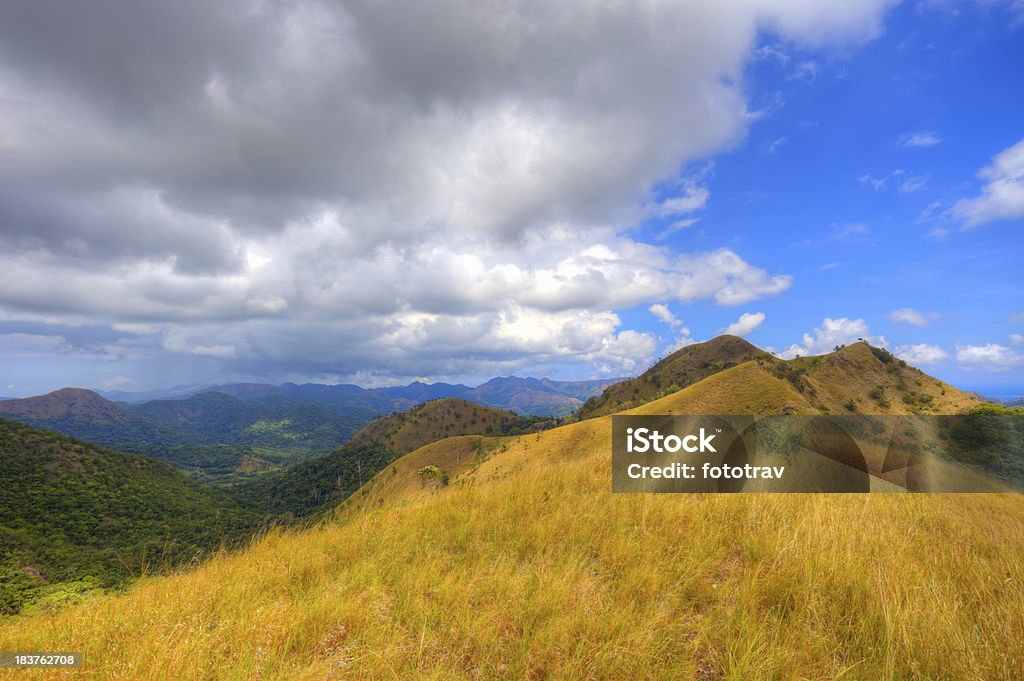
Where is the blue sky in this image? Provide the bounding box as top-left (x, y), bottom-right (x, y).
top-left (632, 1), bottom-right (1024, 394)
top-left (0, 0), bottom-right (1021, 397)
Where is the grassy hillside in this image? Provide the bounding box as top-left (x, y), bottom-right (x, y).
top-left (0, 419), bottom-right (261, 615)
top-left (229, 399), bottom-right (534, 518)
top-left (2, 345), bottom-right (1020, 678)
top-left (576, 335), bottom-right (763, 419)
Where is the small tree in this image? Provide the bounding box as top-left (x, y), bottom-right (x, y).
top-left (417, 465), bottom-right (449, 489)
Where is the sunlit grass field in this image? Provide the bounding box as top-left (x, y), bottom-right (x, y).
top-left (2, 359), bottom-right (1021, 679)
top-left (2, 450), bottom-right (1022, 679)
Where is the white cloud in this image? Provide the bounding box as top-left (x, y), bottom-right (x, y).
top-left (722, 311), bottom-right (766, 337)
top-left (650, 185), bottom-right (710, 218)
top-left (780, 317), bottom-right (886, 358)
top-left (1009, 334), bottom-right (1024, 345)
top-left (894, 343), bottom-right (948, 365)
top-left (101, 375), bottom-right (139, 389)
top-left (886, 307), bottom-right (937, 327)
top-left (956, 343), bottom-right (1024, 371)
top-left (788, 60), bottom-right (821, 82)
top-left (766, 137), bottom-right (788, 154)
top-left (858, 169), bottom-right (927, 193)
top-left (649, 303), bottom-right (685, 331)
top-left (0, 0), bottom-right (894, 381)
top-left (900, 132), bottom-right (942, 147)
top-left (952, 138), bottom-right (1024, 227)
top-left (899, 174), bottom-right (929, 193)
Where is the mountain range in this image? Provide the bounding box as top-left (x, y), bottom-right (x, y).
top-left (0, 376), bottom-right (616, 484)
top-left (100, 375), bottom-right (620, 417)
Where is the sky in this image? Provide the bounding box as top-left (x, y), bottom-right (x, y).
top-left (0, 0), bottom-right (1022, 398)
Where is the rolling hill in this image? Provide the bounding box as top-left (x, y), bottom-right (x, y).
top-left (1, 340), bottom-right (1019, 678)
top-left (575, 335), bottom-right (763, 419)
top-left (0, 419), bottom-right (261, 615)
top-left (229, 398), bottom-right (535, 518)
top-left (0, 389), bottom-right (370, 485)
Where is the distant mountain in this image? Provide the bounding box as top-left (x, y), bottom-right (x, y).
top-left (97, 383), bottom-right (211, 403)
top-left (0, 388), bottom-right (181, 449)
top-left (0, 387), bottom-right (136, 425)
top-left (229, 398), bottom-right (538, 518)
top-left (126, 391), bottom-right (365, 452)
top-left (576, 335), bottom-right (763, 419)
top-left (977, 395), bottom-right (1024, 408)
top-left (108, 375), bottom-right (619, 418)
top-left (463, 376), bottom-right (619, 416)
top-left (0, 418), bottom-right (260, 614)
top-left (0, 389), bottom-right (369, 485)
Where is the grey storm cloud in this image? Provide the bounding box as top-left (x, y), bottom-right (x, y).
top-left (0, 0), bottom-right (893, 382)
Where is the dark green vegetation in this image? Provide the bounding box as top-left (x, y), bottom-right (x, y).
top-left (576, 335), bottom-right (763, 419)
top-left (0, 377), bottom-right (616, 485)
top-left (943, 405), bottom-right (1024, 486)
top-left (0, 419), bottom-right (262, 615)
top-left (0, 389), bottom-right (368, 485)
top-left (229, 399), bottom-right (538, 518)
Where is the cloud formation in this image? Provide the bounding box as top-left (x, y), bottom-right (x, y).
top-left (899, 132), bottom-right (942, 147)
top-left (953, 138), bottom-right (1024, 228)
top-left (956, 343), bottom-right (1024, 372)
top-left (894, 343), bottom-right (948, 365)
top-left (886, 308), bottom-right (937, 327)
top-left (780, 317), bottom-right (885, 358)
top-left (722, 312), bottom-right (766, 337)
top-left (0, 0), bottom-right (894, 382)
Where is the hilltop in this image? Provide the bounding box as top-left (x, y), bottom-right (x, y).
top-left (0, 419), bottom-right (260, 615)
top-left (576, 335), bottom-right (763, 419)
top-left (2, 341), bottom-right (1020, 678)
top-left (0, 388), bottom-right (136, 425)
top-left (577, 338), bottom-right (977, 420)
top-left (228, 398), bottom-right (534, 518)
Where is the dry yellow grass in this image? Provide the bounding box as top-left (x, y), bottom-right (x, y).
top-left (3, 380), bottom-right (1023, 679)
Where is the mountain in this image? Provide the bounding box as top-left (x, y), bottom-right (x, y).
top-left (112, 375), bottom-right (618, 418)
top-left (463, 376), bottom-right (619, 416)
top-left (0, 387), bottom-right (135, 425)
top-left (0, 388), bottom-right (180, 450)
top-left (97, 383), bottom-right (211, 403)
top-left (126, 391), bottom-right (366, 454)
top-left (5, 340), bottom-right (1021, 678)
top-left (229, 398), bottom-right (533, 518)
top-left (0, 418), bottom-right (260, 615)
top-left (575, 335), bottom-right (764, 419)
top-left (0, 389), bottom-right (369, 485)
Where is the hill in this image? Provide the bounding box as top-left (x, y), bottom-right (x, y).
top-left (0, 419), bottom-right (260, 615)
top-left (0, 389), bottom-right (181, 453)
top-left (2, 342), bottom-right (1020, 678)
top-left (126, 391), bottom-right (366, 455)
top-left (575, 335), bottom-right (763, 419)
top-left (228, 399), bottom-right (533, 518)
top-left (0, 389), bottom-right (369, 485)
